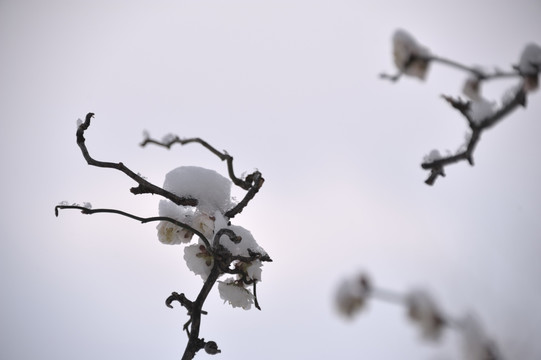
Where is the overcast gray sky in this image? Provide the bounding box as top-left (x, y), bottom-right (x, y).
top-left (1, 1), bottom-right (540, 359)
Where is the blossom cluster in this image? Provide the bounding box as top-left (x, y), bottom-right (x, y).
top-left (156, 166), bottom-right (268, 310)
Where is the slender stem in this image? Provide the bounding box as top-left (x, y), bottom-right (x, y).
top-left (182, 264), bottom-right (221, 360)
top-left (54, 204), bottom-right (212, 250)
top-left (76, 113), bottom-right (197, 207)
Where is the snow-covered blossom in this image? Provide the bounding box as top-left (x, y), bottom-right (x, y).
top-left (184, 242), bottom-right (214, 280)
top-left (460, 313), bottom-right (500, 360)
top-left (335, 274), bottom-right (371, 318)
top-left (157, 220), bottom-right (194, 245)
top-left (216, 224), bottom-right (267, 258)
top-left (392, 29), bottom-right (431, 80)
top-left (518, 43), bottom-right (541, 92)
top-left (218, 278), bottom-right (254, 310)
top-left (468, 99), bottom-right (497, 125)
top-left (245, 260), bottom-right (263, 281)
top-left (406, 289), bottom-right (445, 341)
top-left (163, 166), bottom-right (234, 215)
top-left (423, 149), bottom-right (442, 163)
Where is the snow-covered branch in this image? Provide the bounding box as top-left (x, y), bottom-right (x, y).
top-left (380, 29), bottom-right (541, 185)
top-left (57, 114), bottom-right (272, 359)
top-left (335, 272), bottom-right (502, 359)
top-left (140, 133), bottom-right (264, 219)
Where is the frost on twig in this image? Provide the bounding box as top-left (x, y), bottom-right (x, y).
top-left (335, 272), bottom-right (502, 359)
top-left (56, 114), bottom-right (272, 360)
top-left (381, 29), bottom-right (539, 185)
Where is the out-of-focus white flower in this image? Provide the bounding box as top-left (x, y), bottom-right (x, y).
top-left (335, 273), bottom-right (371, 318)
top-left (157, 221), bottom-right (194, 245)
top-left (184, 242), bottom-right (214, 280)
top-left (218, 278), bottom-right (254, 310)
top-left (518, 43), bottom-right (541, 92)
top-left (460, 313), bottom-right (500, 360)
top-left (393, 29), bottom-right (431, 80)
top-left (406, 289), bottom-right (445, 341)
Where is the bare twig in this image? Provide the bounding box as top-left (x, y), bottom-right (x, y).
top-left (77, 113), bottom-right (197, 206)
top-left (141, 133), bottom-right (264, 218)
top-left (54, 204), bottom-right (212, 250)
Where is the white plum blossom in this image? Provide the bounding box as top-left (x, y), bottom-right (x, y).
top-left (245, 260), bottom-right (263, 281)
top-left (460, 313), bottom-right (499, 360)
top-left (163, 166), bottom-right (234, 215)
top-left (335, 273), bottom-right (371, 318)
top-left (406, 289), bottom-right (445, 341)
top-left (157, 220), bottom-right (194, 245)
top-left (218, 278), bottom-right (255, 310)
top-left (184, 241), bottom-right (214, 280)
top-left (393, 29), bottom-right (431, 80)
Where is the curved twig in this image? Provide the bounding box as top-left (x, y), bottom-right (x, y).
top-left (54, 204), bottom-right (212, 250)
top-left (77, 113), bottom-right (197, 207)
top-left (140, 133), bottom-right (264, 219)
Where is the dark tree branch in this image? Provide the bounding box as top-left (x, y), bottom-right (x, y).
top-left (77, 113), bottom-right (197, 206)
top-left (421, 86), bottom-right (527, 185)
top-left (140, 133), bottom-right (264, 219)
top-left (54, 204), bottom-right (212, 250)
top-left (59, 114), bottom-right (269, 359)
top-left (177, 264), bottom-right (222, 360)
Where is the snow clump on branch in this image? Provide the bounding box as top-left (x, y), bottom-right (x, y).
top-left (518, 43), bottom-right (541, 92)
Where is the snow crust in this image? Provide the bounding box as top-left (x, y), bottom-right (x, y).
top-left (163, 166), bottom-right (234, 215)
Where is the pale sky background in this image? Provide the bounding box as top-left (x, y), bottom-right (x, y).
top-left (1, 1), bottom-right (540, 359)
